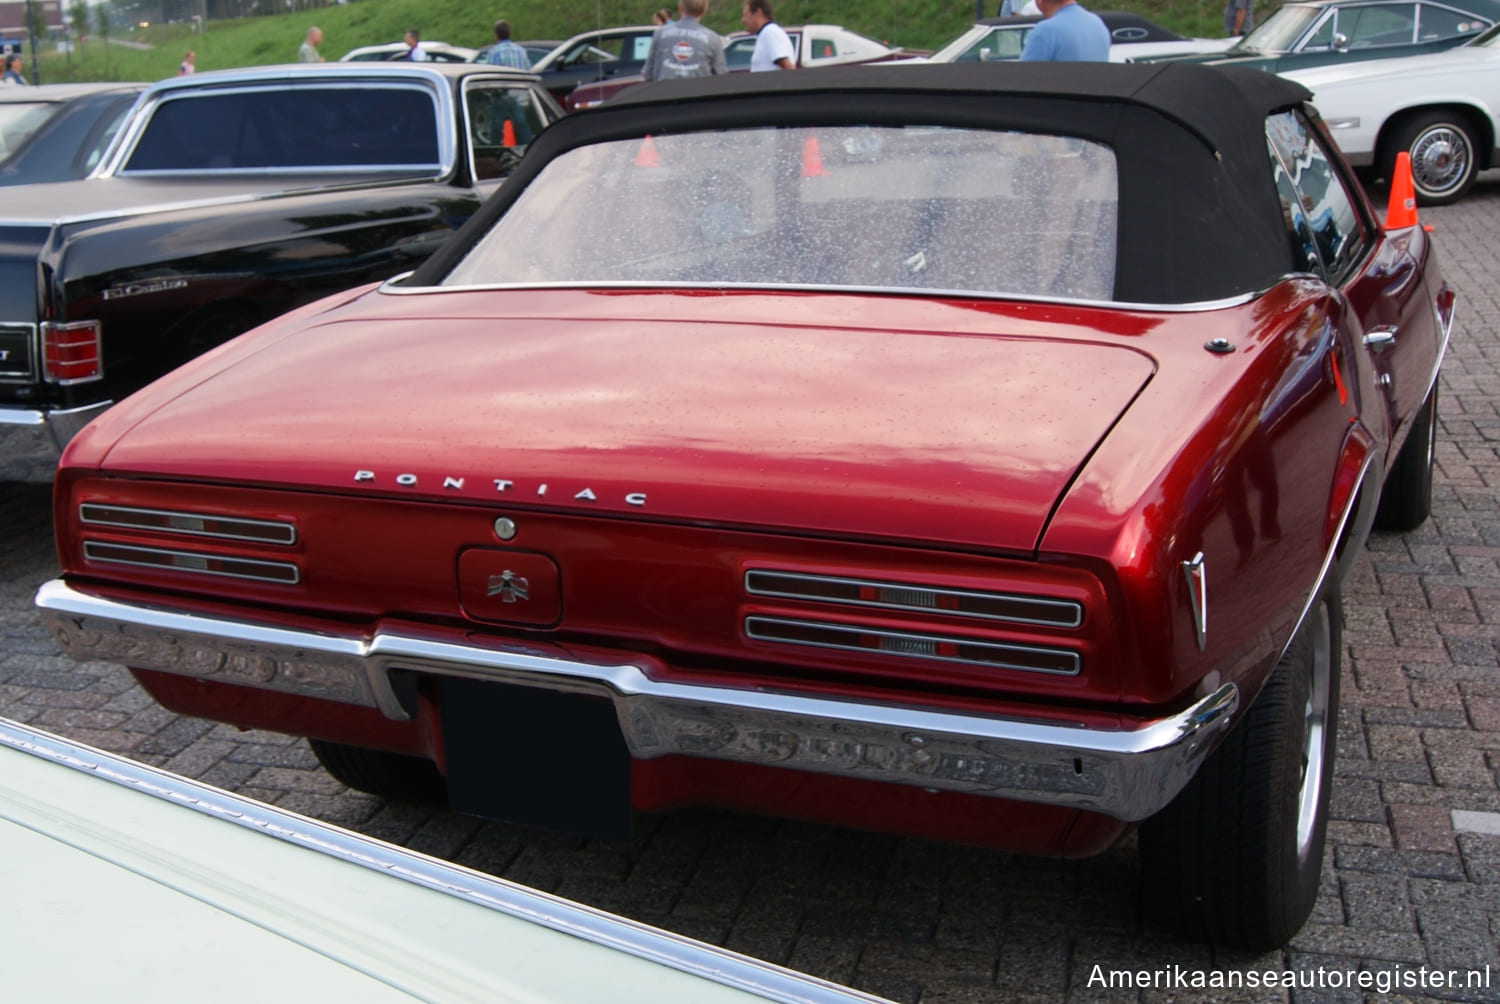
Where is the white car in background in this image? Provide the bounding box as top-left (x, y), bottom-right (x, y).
top-left (0, 717), bottom-right (880, 1002)
top-left (917, 12), bottom-right (1236, 63)
top-left (1287, 23), bottom-right (1500, 204)
top-left (340, 41), bottom-right (479, 62)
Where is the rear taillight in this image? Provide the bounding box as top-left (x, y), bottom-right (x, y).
top-left (41, 320), bottom-right (102, 384)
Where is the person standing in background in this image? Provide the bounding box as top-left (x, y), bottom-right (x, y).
top-left (299, 26), bottom-right (324, 62)
top-left (485, 20), bottom-right (531, 69)
top-left (1224, 0), bottom-right (1254, 35)
top-left (642, 0), bottom-right (726, 80)
top-left (178, 50), bottom-right (195, 75)
top-left (2, 55), bottom-right (25, 85)
top-left (652, 8), bottom-right (674, 24)
top-left (1019, 0), bottom-right (1109, 61)
top-left (402, 29), bottom-right (427, 61)
top-left (742, 0), bottom-right (794, 70)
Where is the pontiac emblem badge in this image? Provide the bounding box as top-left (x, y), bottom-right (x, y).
top-left (487, 570), bottom-right (530, 603)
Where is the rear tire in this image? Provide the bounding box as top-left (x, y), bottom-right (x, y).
top-left (1140, 583), bottom-right (1341, 950)
top-left (1383, 111), bottom-right (1479, 206)
top-left (1373, 383), bottom-right (1438, 532)
top-left (309, 739), bottom-right (447, 803)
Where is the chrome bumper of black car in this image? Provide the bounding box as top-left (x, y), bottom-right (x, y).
top-left (36, 579), bottom-right (1238, 821)
top-left (0, 403), bottom-right (112, 478)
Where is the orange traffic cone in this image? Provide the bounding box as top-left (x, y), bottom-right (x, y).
top-left (1385, 150), bottom-right (1418, 229)
top-left (801, 133), bottom-right (827, 178)
top-left (636, 134), bottom-right (659, 168)
top-left (501, 119), bottom-right (516, 148)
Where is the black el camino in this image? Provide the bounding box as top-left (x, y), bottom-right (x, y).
top-left (0, 63), bottom-right (560, 480)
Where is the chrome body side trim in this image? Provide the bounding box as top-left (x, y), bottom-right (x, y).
top-left (0, 717), bottom-right (883, 1004)
top-left (36, 579), bottom-right (1238, 821)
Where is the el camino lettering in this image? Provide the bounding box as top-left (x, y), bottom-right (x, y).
top-left (353, 470), bottom-right (646, 507)
top-left (101, 279), bottom-right (189, 301)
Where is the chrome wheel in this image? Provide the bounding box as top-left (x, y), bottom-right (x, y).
top-left (1394, 114), bottom-right (1479, 205)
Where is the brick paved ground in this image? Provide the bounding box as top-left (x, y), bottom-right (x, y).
top-left (4, 177), bottom-right (1500, 1002)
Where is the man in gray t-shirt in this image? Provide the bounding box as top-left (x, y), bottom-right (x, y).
top-left (642, 0), bottom-right (727, 80)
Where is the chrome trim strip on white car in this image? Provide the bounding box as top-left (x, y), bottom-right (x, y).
top-left (0, 717), bottom-right (885, 1004)
top-left (35, 579), bottom-right (1238, 821)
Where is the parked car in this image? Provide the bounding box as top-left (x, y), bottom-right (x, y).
top-left (528, 25), bottom-right (658, 103)
top-left (1152, 0), bottom-right (1498, 70)
top-left (0, 717), bottom-right (878, 1002)
top-left (37, 62), bottom-right (1451, 951)
top-left (0, 63), bottom-right (560, 481)
top-left (339, 41), bottom-right (479, 63)
top-left (0, 82), bottom-right (144, 186)
top-left (567, 24), bottom-right (927, 110)
top-left (1286, 21), bottom-right (1500, 203)
top-left (920, 11), bottom-right (1236, 63)
top-left (475, 39), bottom-right (564, 65)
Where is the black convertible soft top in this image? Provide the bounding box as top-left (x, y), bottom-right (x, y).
top-left (414, 63), bottom-right (1314, 304)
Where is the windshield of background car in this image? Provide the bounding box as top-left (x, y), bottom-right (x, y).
top-left (440, 125), bottom-right (1119, 300)
top-left (931, 25), bottom-right (1030, 61)
top-left (1237, 5), bottom-right (1323, 50)
top-left (0, 103), bottom-right (54, 157)
top-left (121, 86), bottom-right (441, 172)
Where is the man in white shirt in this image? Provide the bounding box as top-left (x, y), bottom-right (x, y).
top-left (402, 28), bottom-right (427, 61)
top-left (741, 0), bottom-right (794, 70)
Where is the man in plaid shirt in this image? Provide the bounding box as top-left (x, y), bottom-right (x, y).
top-left (485, 20), bottom-right (532, 69)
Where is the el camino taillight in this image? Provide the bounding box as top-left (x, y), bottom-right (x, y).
top-left (41, 320), bottom-right (103, 385)
top-left (77, 503), bottom-right (300, 586)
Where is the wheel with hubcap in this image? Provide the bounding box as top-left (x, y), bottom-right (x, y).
top-left (1384, 111), bottom-right (1478, 206)
top-left (1139, 583), bottom-right (1341, 950)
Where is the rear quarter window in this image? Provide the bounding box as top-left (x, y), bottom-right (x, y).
top-left (122, 86), bottom-right (442, 172)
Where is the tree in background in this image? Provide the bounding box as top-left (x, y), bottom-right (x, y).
top-left (70, 0), bottom-right (89, 42)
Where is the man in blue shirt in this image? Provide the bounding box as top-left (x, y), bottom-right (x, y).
top-left (485, 20), bottom-right (532, 69)
top-left (1020, 0), bottom-right (1110, 61)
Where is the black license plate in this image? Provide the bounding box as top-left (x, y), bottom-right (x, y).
top-left (0, 324), bottom-right (33, 380)
top-left (440, 678), bottom-right (632, 839)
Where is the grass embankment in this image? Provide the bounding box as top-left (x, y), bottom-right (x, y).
top-left (41, 0), bottom-right (1229, 83)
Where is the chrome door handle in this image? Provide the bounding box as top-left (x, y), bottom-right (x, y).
top-left (1364, 326), bottom-right (1398, 351)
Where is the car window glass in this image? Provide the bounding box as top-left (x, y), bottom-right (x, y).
top-left (1267, 138), bottom-right (1322, 274)
top-left (724, 36), bottom-right (754, 69)
top-left (1416, 3), bottom-right (1489, 40)
top-left (1241, 4), bottom-right (1324, 50)
top-left (1266, 111), bottom-right (1368, 282)
top-left (0, 103), bottom-right (53, 157)
top-left (628, 35), bottom-right (654, 60)
top-left (466, 83), bottom-right (549, 181)
top-left (1303, 11), bottom-right (1338, 49)
top-left (809, 36), bottom-right (838, 60)
top-left (1340, 3), bottom-right (1417, 46)
top-left (441, 125), bottom-right (1119, 302)
top-left (123, 87), bottom-right (441, 172)
top-left (961, 27), bottom-right (1029, 60)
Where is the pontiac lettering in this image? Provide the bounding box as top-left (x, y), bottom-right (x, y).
top-left (353, 469), bottom-right (646, 507)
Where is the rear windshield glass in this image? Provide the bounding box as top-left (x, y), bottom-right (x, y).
top-left (0, 103), bottom-right (54, 157)
top-left (123, 86), bottom-right (441, 172)
top-left (440, 124), bottom-right (1119, 300)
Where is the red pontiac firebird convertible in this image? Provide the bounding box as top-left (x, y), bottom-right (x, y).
top-left (37, 63), bottom-right (1450, 949)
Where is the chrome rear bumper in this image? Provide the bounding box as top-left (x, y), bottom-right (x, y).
top-left (36, 578), bottom-right (1237, 821)
top-left (0, 403), bottom-right (112, 479)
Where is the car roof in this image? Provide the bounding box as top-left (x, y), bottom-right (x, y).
top-left (0, 82), bottom-right (145, 104)
top-left (413, 62), bottom-right (1313, 305)
top-left (135, 61), bottom-right (539, 99)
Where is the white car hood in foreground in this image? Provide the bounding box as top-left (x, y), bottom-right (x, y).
top-left (0, 719), bottom-right (882, 1003)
